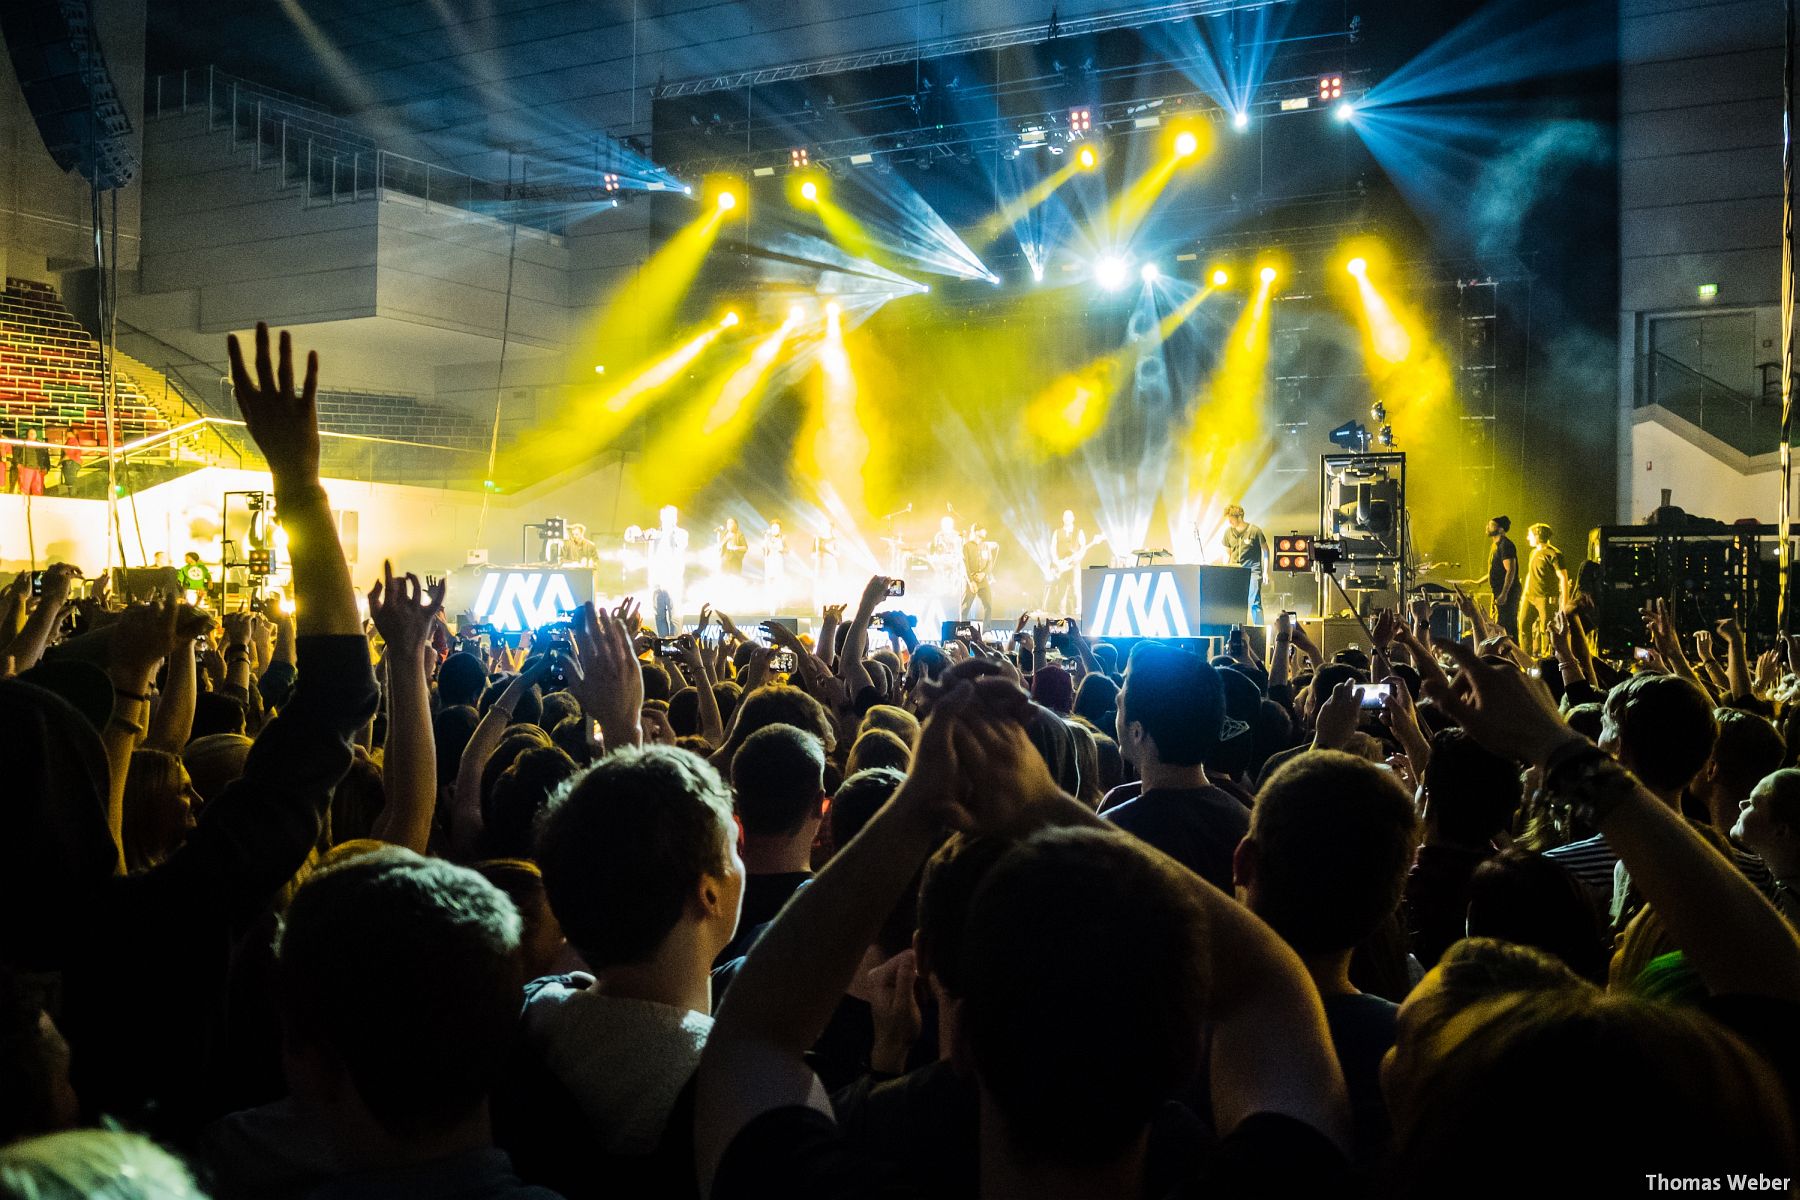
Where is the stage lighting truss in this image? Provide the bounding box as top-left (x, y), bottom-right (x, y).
top-left (1273, 534), bottom-right (1314, 573)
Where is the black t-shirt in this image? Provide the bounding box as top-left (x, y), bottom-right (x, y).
top-left (714, 1105), bottom-right (1346, 1200)
top-left (1322, 993), bottom-right (1398, 1166)
top-left (1105, 786), bottom-right (1251, 894)
top-left (1487, 535), bottom-right (1518, 599)
top-left (1224, 525), bottom-right (1267, 570)
top-left (715, 872), bottom-right (812, 966)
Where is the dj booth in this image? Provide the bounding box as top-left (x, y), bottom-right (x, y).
top-left (1080, 564), bottom-right (1253, 640)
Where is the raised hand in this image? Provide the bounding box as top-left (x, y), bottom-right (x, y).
top-left (110, 596), bottom-right (181, 681)
top-left (226, 322), bottom-right (321, 483)
top-left (1421, 639), bottom-right (1581, 767)
top-left (1371, 608), bottom-right (1399, 651)
top-left (367, 561), bottom-right (448, 652)
top-left (570, 601), bottom-right (644, 751)
top-left (613, 597), bottom-right (643, 637)
top-left (222, 609), bottom-right (254, 650)
top-left (174, 604), bottom-right (216, 643)
top-left (1311, 677), bottom-right (1362, 751)
top-left (866, 949), bottom-right (923, 1076)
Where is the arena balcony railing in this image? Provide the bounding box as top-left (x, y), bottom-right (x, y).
top-left (149, 66), bottom-right (574, 236)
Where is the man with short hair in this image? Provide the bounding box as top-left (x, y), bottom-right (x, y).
top-left (1106, 644), bottom-right (1250, 892)
top-left (268, 848), bottom-right (556, 1198)
top-left (719, 723), bottom-right (828, 963)
top-left (1733, 769), bottom-right (1800, 923)
top-left (1545, 673), bottom-right (1717, 904)
top-left (1519, 522), bottom-right (1567, 656)
top-left (1699, 709), bottom-right (1786, 895)
top-left (1235, 751), bottom-right (1421, 1163)
top-left (1487, 516), bottom-right (1520, 643)
top-left (1220, 504), bottom-right (1270, 626)
top-left (523, 746), bottom-right (743, 1162)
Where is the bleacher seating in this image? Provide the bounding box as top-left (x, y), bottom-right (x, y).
top-left (1, 278), bottom-right (173, 455)
top-left (316, 390), bottom-right (487, 450)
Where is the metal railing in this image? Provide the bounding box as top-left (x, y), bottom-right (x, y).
top-left (1640, 350), bottom-right (1781, 457)
top-left (148, 66), bottom-right (571, 236)
top-left (0, 417), bottom-right (491, 495)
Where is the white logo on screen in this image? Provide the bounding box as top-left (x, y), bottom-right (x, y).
top-left (1091, 571), bottom-right (1193, 639)
top-left (473, 572), bottom-right (578, 632)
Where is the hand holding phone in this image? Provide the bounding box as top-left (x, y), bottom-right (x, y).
top-left (885, 578), bottom-right (906, 598)
top-left (1354, 682), bottom-right (1391, 710)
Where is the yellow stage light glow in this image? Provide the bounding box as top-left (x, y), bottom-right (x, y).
top-left (1173, 130), bottom-right (1199, 158)
top-left (800, 180), bottom-right (818, 202)
top-left (721, 310), bottom-right (740, 328)
top-left (1077, 145), bottom-right (1098, 170)
top-left (1140, 262), bottom-right (1160, 284)
top-left (824, 300), bottom-right (842, 319)
top-left (717, 190), bottom-right (737, 211)
top-left (1347, 256), bottom-right (1368, 278)
top-left (788, 302), bottom-right (806, 323)
top-left (1259, 266), bottom-right (1278, 284)
top-left (1211, 268), bottom-right (1230, 287)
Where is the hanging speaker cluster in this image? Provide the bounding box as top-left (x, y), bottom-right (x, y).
top-left (2, 0), bottom-right (138, 191)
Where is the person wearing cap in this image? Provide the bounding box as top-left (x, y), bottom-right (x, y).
top-left (1104, 643), bottom-right (1251, 893)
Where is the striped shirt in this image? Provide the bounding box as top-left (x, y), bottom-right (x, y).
top-left (1543, 833), bottom-right (1618, 895)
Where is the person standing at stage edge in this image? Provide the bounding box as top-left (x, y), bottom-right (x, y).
top-left (1487, 516), bottom-right (1521, 642)
top-left (1221, 504), bottom-right (1270, 626)
top-left (1520, 521), bottom-right (1569, 657)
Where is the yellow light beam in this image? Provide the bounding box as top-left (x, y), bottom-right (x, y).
top-left (799, 304), bottom-right (873, 517)
top-left (652, 311), bottom-right (803, 500)
top-left (1156, 284), bottom-right (1217, 342)
top-left (507, 319), bottom-right (726, 471)
top-left (977, 156), bottom-right (1088, 245)
top-left (578, 205), bottom-right (726, 368)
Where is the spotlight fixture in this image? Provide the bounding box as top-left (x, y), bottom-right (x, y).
top-left (790, 147), bottom-right (809, 169)
top-left (824, 301), bottom-right (842, 320)
top-left (800, 180), bottom-right (818, 201)
top-left (1211, 268), bottom-right (1230, 287)
top-left (1140, 262), bottom-right (1160, 283)
top-left (682, 185), bottom-right (693, 195)
top-left (1319, 75), bottom-right (1343, 101)
top-left (1173, 130), bottom-right (1199, 158)
top-left (1259, 266), bottom-right (1278, 284)
top-left (721, 311), bottom-right (740, 328)
top-left (593, 364), bottom-right (606, 374)
top-left (1273, 534), bottom-right (1314, 572)
top-left (1095, 256), bottom-right (1130, 291)
top-left (717, 190), bottom-right (737, 211)
top-left (602, 172), bottom-right (620, 193)
top-left (1069, 107), bottom-right (1092, 134)
top-left (1379, 424), bottom-right (1395, 446)
top-left (1334, 101), bottom-right (1356, 123)
top-left (1232, 111), bottom-right (1250, 131)
top-left (1031, 265), bottom-right (1046, 283)
top-left (1347, 256), bottom-right (1368, 277)
top-left (1370, 401), bottom-right (1387, 422)
top-left (1076, 145), bottom-right (1098, 170)
top-left (1328, 420), bottom-right (1370, 452)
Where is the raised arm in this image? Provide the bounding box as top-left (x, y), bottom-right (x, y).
top-left (1425, 638), bottom-right (1800, 1003)
top-left (104, 598), bottom-right (181, 872)
top-left (133, 324), bottom-right (376, 918)
top-left (9, 563), bottom-right (79, 671)
top-left (366, 562), bottom-right (447, 852)
top-left (678, 633), bottom-right (726, 747)
top-left (569, 600), bottom-right (644, 755)
top-left (450, 660), bottom-right (543, 858)
top-left (837, 575), bottom-right (888, 698)
top-left (1719, 617), bottom-right (1755, 701)
top-left (143, 606), bottom-right (214, 753)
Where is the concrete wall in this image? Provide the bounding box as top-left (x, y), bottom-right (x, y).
top-left (1618, 0), bottom-right (1786, 516)
top-left (1630, 407), bottom-right (1800, 525)
top-left (0, 0), bottom-right (145, 285)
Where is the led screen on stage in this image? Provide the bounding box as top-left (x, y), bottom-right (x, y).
top-left (1080, 565), bottom-right (1253, 640)
top-left (468, 569), bottom-right (596, 632)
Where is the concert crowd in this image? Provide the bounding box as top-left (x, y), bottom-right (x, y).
top-left (2, 326), bottom-right (1798, 1197)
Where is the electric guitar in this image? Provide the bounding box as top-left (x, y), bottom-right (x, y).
top-left (1044, 533), bottom-right (1107, 581)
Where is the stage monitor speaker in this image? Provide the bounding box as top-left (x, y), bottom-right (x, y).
top-left (0, 0), bottom-right (138, 190)
top-left (112, 566), bottom-right (178, 601)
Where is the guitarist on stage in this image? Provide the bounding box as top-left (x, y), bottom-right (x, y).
top-left (1042, 509), bottom-right (1101, 618)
